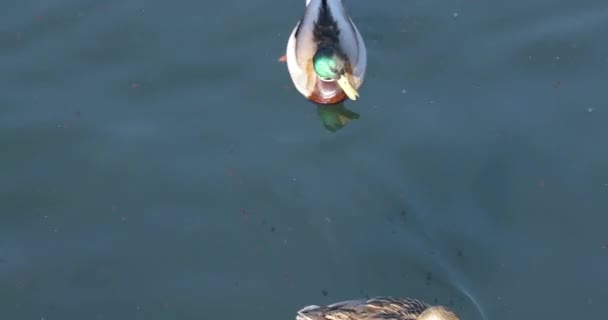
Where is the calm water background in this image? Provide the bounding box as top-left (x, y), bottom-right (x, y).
top-left (1, 0), bottom-right (608, 319)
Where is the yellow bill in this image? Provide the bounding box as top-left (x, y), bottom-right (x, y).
top-left (337, 75), bottom-right (359, 101)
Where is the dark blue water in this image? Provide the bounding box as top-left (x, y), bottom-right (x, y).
top-left (2, 0), bottom-right (607, 319)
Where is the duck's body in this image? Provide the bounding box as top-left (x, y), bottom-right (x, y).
top-left (286, 0), bottom-right (367, 104)
top-left (296, 297), bottom-right (460, 320)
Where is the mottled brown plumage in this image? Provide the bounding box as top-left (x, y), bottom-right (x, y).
top-left (296, 297), bottom-right (459, 320)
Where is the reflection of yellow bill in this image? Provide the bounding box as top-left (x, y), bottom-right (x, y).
top-left (337, 75), bottom-right (359, 101)
top-left (337, 114), bottom-right (350, 125)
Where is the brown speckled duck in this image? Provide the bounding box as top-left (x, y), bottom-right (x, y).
top-left (296, 297), bottom-right (460, 320)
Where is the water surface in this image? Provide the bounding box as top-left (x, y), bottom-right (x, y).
top-left (1, 0), bottom-right (607, 319)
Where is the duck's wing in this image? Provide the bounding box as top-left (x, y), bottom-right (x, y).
top-left (361, 297), bottom-right (429, 318)
top-left (293, 0), bottom-right (322, 67)
top-left (346, 16), bottom-right (366, 82)
top-left (323, 0), bottom-right (361, 66)
top-left (295, 1), bottom-right (361, 64)
top-left (298, 297), bottom-right (429, 320)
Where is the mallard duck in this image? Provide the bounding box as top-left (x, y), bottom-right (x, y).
top-left (286, 0), bottom-right (367, 104)
top-left (296, 297), bottom-right (460, 320)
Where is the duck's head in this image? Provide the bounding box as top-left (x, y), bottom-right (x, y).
top-left (312, 46), bottom-right (359, 101)
top-left (417, 306), bottom-right (460, 320)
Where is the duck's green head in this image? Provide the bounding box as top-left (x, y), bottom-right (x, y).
top-left (312, 46), bottom-right (359, 100)
top-left (313, 46), bottom-right (345, 80)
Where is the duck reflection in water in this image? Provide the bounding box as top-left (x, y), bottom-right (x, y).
top-left (315, 101), bottom-right (360, 132)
